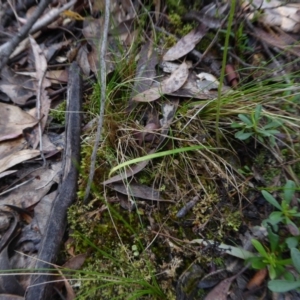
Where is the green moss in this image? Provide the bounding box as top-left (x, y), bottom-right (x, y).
top-left (49, 100), bottom-right (66, 124)
top-left (168, 13), bottom-right (194, 36)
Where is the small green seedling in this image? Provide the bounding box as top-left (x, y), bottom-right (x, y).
top-left (247, 180), bottom-right (300, 290)
top-left (262, 180), bottom-right (300, 235)
top-left (268, 247), bottom-right (300, 292)
top-left (231, 104), bottom-right (282, 146)
top-left (198, 181), bottom-right (300, 293)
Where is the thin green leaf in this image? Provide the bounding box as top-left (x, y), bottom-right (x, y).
top-left (284, 180), bottom-right (296, 204)
top-left (252, 239), bottom-right (268, 257)
top-left (266, 225), bottom-right (279, 252)
top-left (262, 190), bottom-right (282, 211)
top-left (263, 121), bottom-right (282, 129)
top-left (254, 105), bottom-right (262, 122)
top-left (269, 265), bottom-right (277, 280)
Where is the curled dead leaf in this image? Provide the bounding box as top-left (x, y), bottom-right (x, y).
top-left (133, 62), bottom-right (189, 102)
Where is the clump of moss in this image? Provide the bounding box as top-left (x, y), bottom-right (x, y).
top-left (168, 13), bottom-right (194, 36)
top-left (50, 100), bottom-right (66, 124)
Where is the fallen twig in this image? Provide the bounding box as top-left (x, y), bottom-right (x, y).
top-left (83, 0), bottom-right (111, 203)
top-left (0, 0), bottom-right (51, 69)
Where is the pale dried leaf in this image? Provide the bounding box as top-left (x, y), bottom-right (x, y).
top-left (0, 68), bottom-right (35, 105)
top-left (0, 137), bottom-right (25, 160)
top-left (76, 44), bottom-right (91, 76)
top-left (133, 62), bottom-right (189, 102)
top-left (253, 27), bottom-right (300, 57)
top-left (33, 191), bottom-right (57, 235)
top-left (0, 103), bottom-right (38, 142)
top-left (163, 24), bottom-right (207, 61)
top-left (245, 0), bottom-right (282, 9)
top-left (204, 275), bottom-right (236, 300)
top-left (263, 6), bottom-right (300, 32)
top-left (0, 162), bottom-right (61, 208)
top-left (30, 36), bottom-right (51, 140)
top-left (110, 183), bottom-right (174, 202)
top-left (0, 150), bottom-right (40, 174)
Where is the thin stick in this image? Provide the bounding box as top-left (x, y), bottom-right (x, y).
top-left (84, 0), bottom-right (111, 203)
top-left (0, 0), bottom-right (51, 69)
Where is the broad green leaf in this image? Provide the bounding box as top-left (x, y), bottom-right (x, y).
top-left (262, 190), bottom-right (282, 211)
top-left (248, 257), bottom-right (267, 269)
top-left (269, 211), bottom-right (283, 222)
top-left (286, 237), bottom-right (299, 249)
top-left (238, 114), bottom-right (252, 126)
top-left (268, 280), bottom-right (300, 292)
top-left (284, 180), bottom-right (296, 204)
top-left (266, 225), bottom-right (279, 252)
top-left (263, 120), bottom-right (282, 129)
top-left (256, 129), bottom-right (272, 137)
top-left (254, 105), bottom-right (262, 122)
top-left (258, 129), bottom-right (280, 136)
top-left (291, 248), bottom-right (300, 273)
top-left (235, 131), bottom-right (253, 140)
top-left (252, 239), bottom-right (268, 257)
top-left (284, 271), bottom-right (295, 281)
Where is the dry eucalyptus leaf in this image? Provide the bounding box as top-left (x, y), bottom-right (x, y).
top-left (0, 149), bottom-right (40, 174)
top-left (132, 62), bottom-right (189, 102)
top-left (0, 67), bottom-right (36, 105)
top-left (0, 163), bottom-right (61, 208)
top-left (0, 103), bottom-right (38, 142)
top-left (163, 24), bottom-right (207, 61)
top-left (110, 183), bottom-right (175, 202)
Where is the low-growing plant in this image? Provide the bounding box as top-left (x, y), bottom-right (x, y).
top-left (231, 104), bottom-right (282, 146)
top-left (247, 180), bottom-right (300, 292)
top-left (194, 181), bottom-right (300, 293)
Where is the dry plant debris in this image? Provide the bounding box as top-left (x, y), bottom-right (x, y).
top-left (0, 0), bottom-right (299, 299)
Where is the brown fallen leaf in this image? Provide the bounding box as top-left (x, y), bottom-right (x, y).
top-left (0, 137), bottom-right (26, 161)
top-left (163, 24), bottom-right (208, 61)
top-left (205, 266), bottom-right (248, 300)
top-left (29, 36), bottom-right (51, 148)
top-left (62, 253), bottom-right (87, 270)
top-left (0, 162), bottom-right (61, 208)
top-left (0, 103), bottom-right (38, 142)
top-left (110, 183), bottom-right (174, 202)
top-left (127, 42), bottom-right (158, 112)
top-left (246, 268), bottom-right (267, 290)
top-left (0, 67), bottom-right (36, 105)
top-left (132, 62), bottom-right (189, 102)
top-left (0, 150), bottom-right (40, 174)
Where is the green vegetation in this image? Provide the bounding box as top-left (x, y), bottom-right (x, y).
top-left (248, 181), bottom-right (300, 291)
top-left (67, 0), bottom-right (300, 298)
top-left (231, 104), bottom-right (282, 146)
